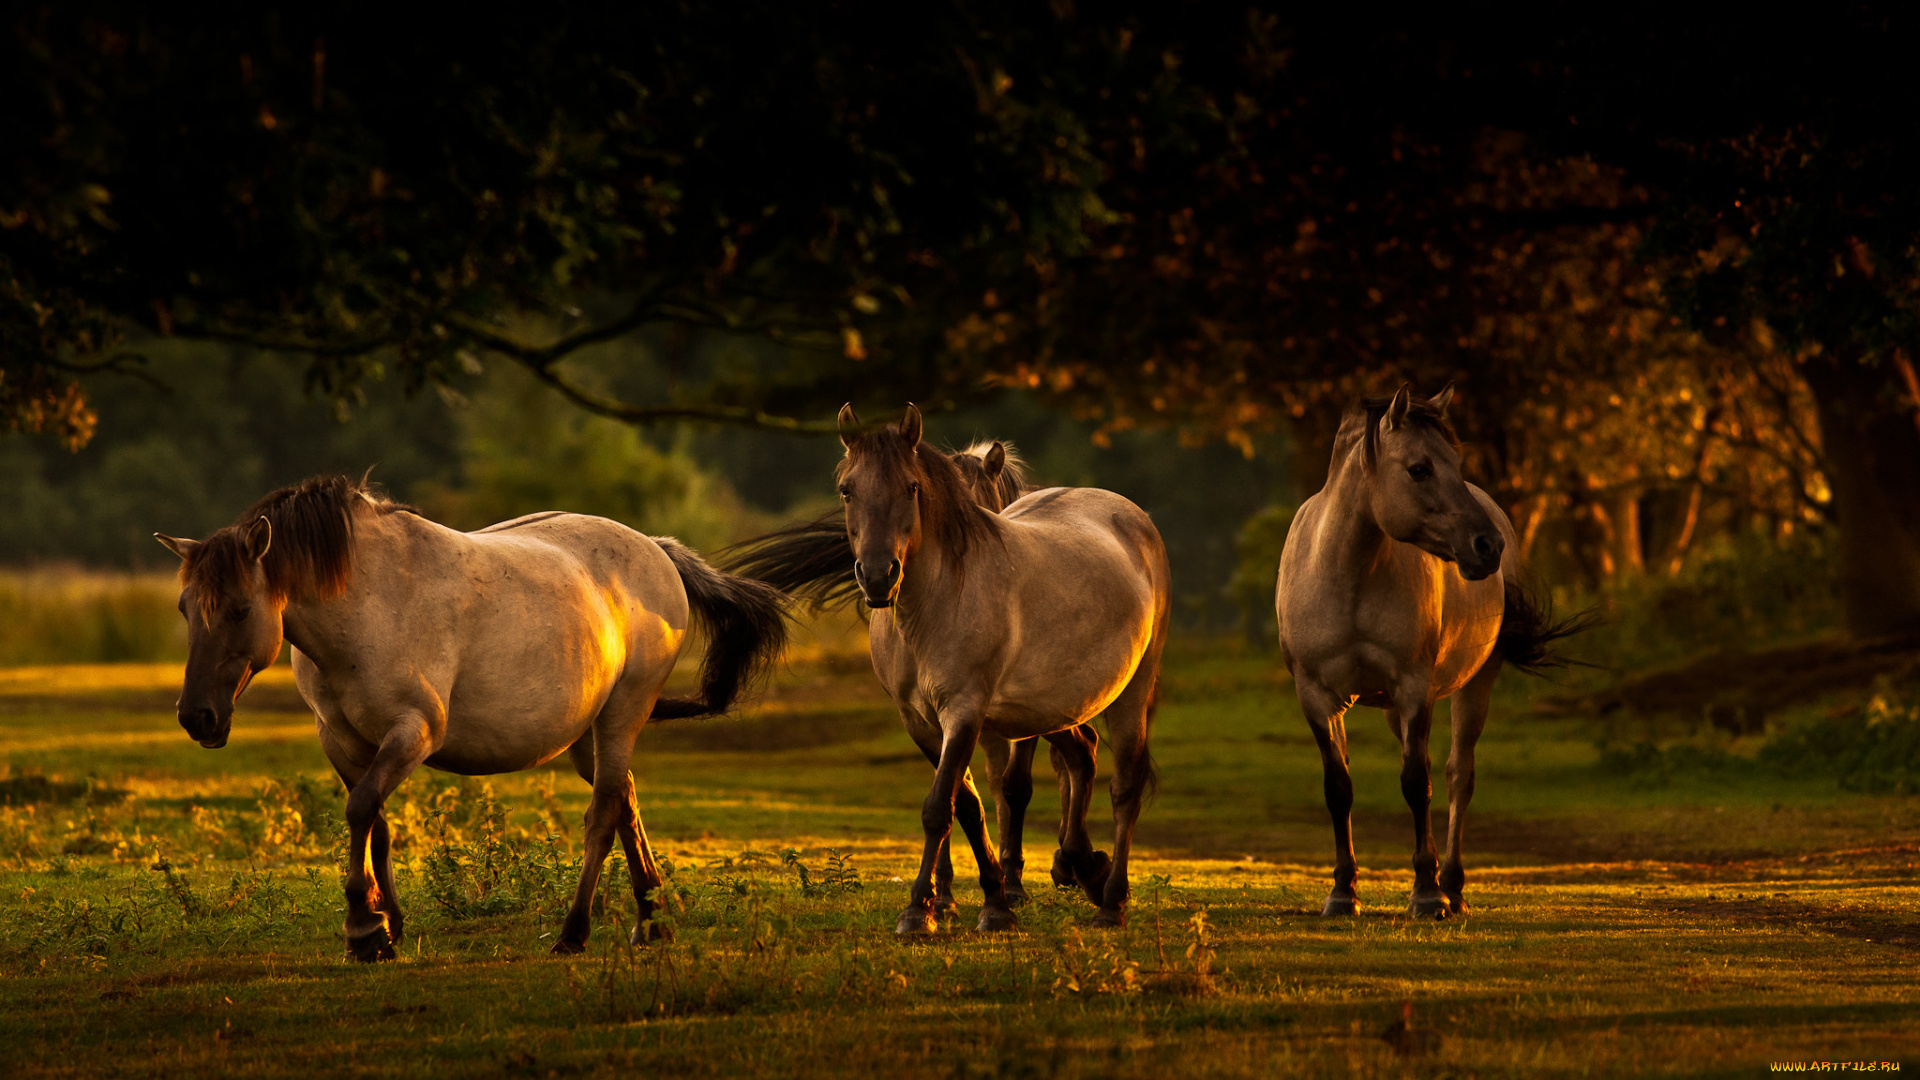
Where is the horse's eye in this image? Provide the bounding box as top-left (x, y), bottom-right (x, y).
top-left (1407, 462), bottom-right (1433, 481)
top-left (231, 606), bottom-right (253, 622)
top-left (838, 486), bottom-right (853, 500)
top-left (909, 482), bottom-right (921, 496)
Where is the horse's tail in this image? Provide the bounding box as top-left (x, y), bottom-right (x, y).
top-left (1497, 579), bottom-right (1600, 676)
top-left (718, 512), bottom-right (865, 612)
top-left (651, 538), bottom-right (792, 720)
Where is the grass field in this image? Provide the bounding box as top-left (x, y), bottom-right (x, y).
top-left (0, 635), bottom-right (1915, 1078)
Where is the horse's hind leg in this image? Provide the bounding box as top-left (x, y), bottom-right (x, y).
top-left (565, 735), bottom-right (670, 946)
top-left (983, 735), bottom-right (1037, 905)
top-left (1394, 687), bottom-right (1448, 919)
top-left (555, 683), bottom-right (662, 953)
top-left (1043, 725), bottom-right (1107, 905)
top-left (1092, 648), bottom-right (1163, 929)
top-left (1440, 658), bottom-right (1498, 915)
top-left (1298, 679), bottom-right (1361, 916)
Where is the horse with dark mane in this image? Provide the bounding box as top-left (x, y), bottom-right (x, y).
top-left (157, 475), bottom-right (788, 959)
top-left (1277, 386), bottom-right (1590, 918)
top-left (731, 406), bottom-right (1169, 933)
top-left (726, 440), bottom-right (1102, 907)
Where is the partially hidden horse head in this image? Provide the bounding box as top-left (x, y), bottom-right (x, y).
top-left (1352, 383), bottom-right (1504, 581)
top-left (947, 439), bottom-right (1029, 512)
top-left (153, 475), bottom-right (396, 748)
top-left (836, 403), bottom-right (1001, 608)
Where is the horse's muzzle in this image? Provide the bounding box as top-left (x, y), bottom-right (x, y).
top-left (179, 705), bottom-right (231, 749)
top-left (1455, 532), bottom-right (1504, 581)
top-left (855, 558), bottom-right (903, 608)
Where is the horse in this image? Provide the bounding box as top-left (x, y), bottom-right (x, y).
top-left (155, 475), bottom-right (788, 960)
top-left (726, 440), bottom-right (1103, 909)
top-left (1276, 385), bottom-right (1587, 918)
top-left (733, 405), bottom-right (1169, 934)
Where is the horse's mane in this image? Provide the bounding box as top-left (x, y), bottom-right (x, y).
top-left (180, 474), bottom-right (414, 619)
top-left (1333, 394), bottom-right (1461, 472)
top-left (725, 441), bottom-right (1025, 612)
top-left (950, 440), bottom-right (1031, 511)
top-left (836, 429), bottom-right (1003, 568)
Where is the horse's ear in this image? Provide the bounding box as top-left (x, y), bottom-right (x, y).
top-left (1383, 384), bottom-right (1412, 433)
top-left (983, 441), bottom-right (1007, 478)
top-left (837, 403), bottom-right (860, 448)
top-left (154, 534), bottom-right (197, 562)
top-left (243, 517), bottom-right (272, 562)
top-left (1429, 383), bottom-right (1455, 418)
top-left (899, 403), bottom-right (923, 447)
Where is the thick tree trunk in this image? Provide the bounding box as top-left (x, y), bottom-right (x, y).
top-left (1801, 356), bottom-right (1920, 638)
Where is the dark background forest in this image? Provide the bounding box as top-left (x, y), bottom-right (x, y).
top-left (7, 2), bottom-right (1920, 647)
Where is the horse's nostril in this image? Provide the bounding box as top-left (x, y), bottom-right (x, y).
top-left (887, 559), bottom-right (901, 581)
top-left (1472, 535), bottom-right (1495, 558)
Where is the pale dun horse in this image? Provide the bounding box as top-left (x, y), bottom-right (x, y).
top-left (735, 406), bottom-right (1170, 932)
top-left (1277, 386), bottom-right (1586, 918)
top-left (157, 476), bottom-right (787, 960)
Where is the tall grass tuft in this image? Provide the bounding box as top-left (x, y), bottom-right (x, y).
top-left (0, 569), bottom-right (185, 665)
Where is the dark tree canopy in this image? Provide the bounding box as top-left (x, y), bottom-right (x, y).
top-left (8, 4), bottom-right (1920, 632)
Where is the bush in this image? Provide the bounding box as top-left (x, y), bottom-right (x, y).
top-left (1759, 692), bottom-right (1920, 794)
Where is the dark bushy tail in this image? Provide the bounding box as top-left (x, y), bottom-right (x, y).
top-left (1497, 580), bottom-right (1600, 675)
top-left (719, 512), bottom-right (865, 612)
top-left (652, 538), bottom-right (791, 720)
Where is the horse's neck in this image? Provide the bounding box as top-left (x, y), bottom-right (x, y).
top-left (888, 537), bottom-right (973, 646)
top-left (1316, 449), bottom-right (1390, 575)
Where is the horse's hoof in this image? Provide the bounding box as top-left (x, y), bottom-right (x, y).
top-left (1407, 895), bottom-right (1450, 920)
top-left (1050, 850), bottom-right (1077, 889)
top-left (1322, 894), bottom-right (1360, 917)
top-left (1444, 893), bottom-right (1468, 916)
top-left (1003, 879), bottom-right (1031, 908)
top-left (630, 920), bottom-right (673, 945)
top-left (976, 904), bottom-right (1018, 932)
top-left (1088, 906), bottom-right (1125, 928)
top-left (895, 906), bottom-right (939, 937)
top-left (346, 924), bottom-right (395, 963)
top-left (1076, 851), bottom-right (1113, 907)
top-left (549, 937), bottom-right (586, 955)
top-left (931, 893), bottom-right (957, 915)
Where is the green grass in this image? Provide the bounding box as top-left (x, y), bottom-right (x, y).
top-left (0, 639), bottom-right (1915, 1078)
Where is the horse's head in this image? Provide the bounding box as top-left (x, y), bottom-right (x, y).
top-left (948, 441), bottom-right (1016, 511)
top-left (836, 404), bottom-right (929, 607)
top-left (1367, 384), bottom-right (1504, 581)
top-left (155, 520), bottom-right (285, 748)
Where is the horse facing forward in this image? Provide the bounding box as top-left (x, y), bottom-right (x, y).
top-left (1278, 386), bottom-right (1586, 918)
top-left (735, 406), bottom-right (1169, 933)
top-left (156, 476), bottom-right (787, 960)
top-left (727, 438), bottom-right (1102, 911)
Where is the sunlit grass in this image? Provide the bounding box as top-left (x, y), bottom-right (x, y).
top-left (0, 638), bottom-right (1915, 1077)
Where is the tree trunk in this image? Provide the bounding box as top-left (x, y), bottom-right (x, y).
top-left (1800, 356), bottom-right (1920, 638)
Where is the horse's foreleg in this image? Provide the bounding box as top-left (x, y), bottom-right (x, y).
top-left (1441, 658), bottom-right (1498, 915)
top-left (982, 735), bottom-right (1037, 905)
top-left (899, 716), bottom-right (1005, 935)
top-left (1043, 725), bottom-right (1106, 904)
top-left (320, 726), bottom-right (406, 951)
top-left (1395, 689), bottom-right (1447, 919)
top-left (341, 716), bottom-right (435, 962)
top-left (1300, 681), bottom-right (1360, 916)
top-left (903, 716), bottom-right (958, 915)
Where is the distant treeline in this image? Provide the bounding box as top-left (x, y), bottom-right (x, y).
top-left (0, 341), bottom-right (1292, 627)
